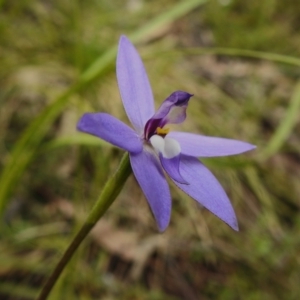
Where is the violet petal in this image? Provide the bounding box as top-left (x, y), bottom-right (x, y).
top-left (144, 91), bottom-right (193, 139)
top-left (77, 112), bottom-right (143, 153)
top-left (160, 154), bottom-right (188, 184)
top-left (173, 155), bottom-right (239, 230)
top-left (117, 35), bottom-right (155, 133)
top-left (168, 132), bottom-right (256, 157)
top-left (130, 150), bottom-right (171, 231)
top-left (154, 91), bottom-right (192, 120)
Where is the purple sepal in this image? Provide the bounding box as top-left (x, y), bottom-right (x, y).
top-left (144, 91), bottom-right (193, 139)
top-left (117, 35), bottom-right (155, 133)
top-left (159, 154), bottom-right (188, 184)
top-left (77, 112), bottom-right (143, 154)
top-left (130, 150), bottom-right (171, 232)
top-left (173, 155), bottom-right (239, 231)
top-left (168, 132), bottom-right (256, 157)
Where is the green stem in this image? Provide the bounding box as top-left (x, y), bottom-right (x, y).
top-left (36, 153), bottom-right (132, 300)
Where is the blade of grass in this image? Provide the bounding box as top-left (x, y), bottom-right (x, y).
top-left (157, 47), bottom-right (300, 67)
top-left (0, 0), bottom-right (208, 214)
top-left (244, 167), bottom-right (283, 237)
top-left (42, 134), bottom-right (109, 151)
top-left (81, 0), bottom-right (208, 82)
top-left (260, 81), bottom-right (300, 159)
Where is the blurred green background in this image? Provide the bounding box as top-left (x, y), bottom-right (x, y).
top-left (1, 0), bottom-right (300, 299)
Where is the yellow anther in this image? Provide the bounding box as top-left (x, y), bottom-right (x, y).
top-left (156, 127), bottom-right (170, 136)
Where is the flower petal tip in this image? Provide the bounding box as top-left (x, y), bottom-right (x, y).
top-left (153, 202), bottom-right (171, 232)
top-left (230, 219), bottom-right (239, 231)
top-left (243, 143), bottom-right (257, 154)
top-left (157, 219), bottom-right (170, 232)
top-left (76, 114), bottom-right (89, 132)
top-left (76, 112), bottom-right (143, 153)
top-left (119, 36), bottom-right (133, 51)
top-left (170, 90), bottom-right (193, 106)
top-left (120, 34), bottom-right (129, 41)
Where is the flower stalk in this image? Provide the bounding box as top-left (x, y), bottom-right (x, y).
top-left (36, 153), bottom-right (131, 300)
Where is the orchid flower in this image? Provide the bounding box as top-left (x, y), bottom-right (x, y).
top-left (77, 35), bottom-right (256, 232)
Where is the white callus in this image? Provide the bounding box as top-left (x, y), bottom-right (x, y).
top-left (150, 135), bottom-right (181, 159)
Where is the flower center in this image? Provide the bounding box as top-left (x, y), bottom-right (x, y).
top-left (149, 134), bottom-right (181, 159)
top-left (156, 127), bottom-right (170, 137)
top-left (143, 91), bottom-right (193, 141)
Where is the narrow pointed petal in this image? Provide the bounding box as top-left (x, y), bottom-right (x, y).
top-left (77, 112), bottom-right (143, 153)
top-left (160, 154), bottom-right (188, 184)
top-left (117, 35), bottom-right (155, 133)
top-left (130, 150), bottom-right (171, 231)
top-left (168, 132), bottom-right (256, 157)
top-left (144, 91), bottom-right (193, 139)
top-left (173, 156), bottom-right (238, 230)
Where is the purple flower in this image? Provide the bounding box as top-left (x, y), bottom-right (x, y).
top-left (77, 35), bottom-right (256, 232)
